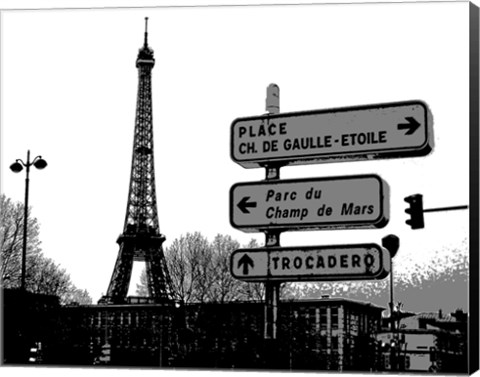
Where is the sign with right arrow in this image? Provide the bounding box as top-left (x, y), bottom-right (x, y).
top-left (231, 100), bottom-right (433, 168)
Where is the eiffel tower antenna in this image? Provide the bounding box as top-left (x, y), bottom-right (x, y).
top-left (144, 17), bottom-right (149, 47)
top-left (101, 18), bottom-right (173, 305)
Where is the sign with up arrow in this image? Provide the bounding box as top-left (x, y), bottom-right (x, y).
top-left (230, 244), bottom-right (390, 282)
top-left (230, 174), bottom-right (389, 232)
top-left (231, 100), bottom-right (433, 168)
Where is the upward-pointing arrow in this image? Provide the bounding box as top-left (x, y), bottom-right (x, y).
top-left (238, 254), bottom-right (254, 275)
top-left (397, 117), bottom-right (421, 135)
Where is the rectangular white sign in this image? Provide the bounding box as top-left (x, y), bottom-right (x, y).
top-left (230, 174), bottom-right (389, 232)
top-left (231, 100), bottom-right (433, 168)
top-left (230, 244), bottom-right (391, 282)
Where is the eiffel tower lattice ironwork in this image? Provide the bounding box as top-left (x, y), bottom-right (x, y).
top-left (102, 18), bottom-right (173, 305)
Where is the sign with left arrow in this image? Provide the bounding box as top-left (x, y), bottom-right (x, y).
top-left (231, 100), bottom-right (433, 168)
top-left (230, 174), bottom-right (389, 232)
top-left (230, 244), bottom-right (391, 282)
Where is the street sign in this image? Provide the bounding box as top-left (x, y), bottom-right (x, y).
top-left (230, 100), bottom-right (433, 168)
top-left (230, 174), bottom-right (389, 232)
top-left (230, 244), bottom-right (391, 282)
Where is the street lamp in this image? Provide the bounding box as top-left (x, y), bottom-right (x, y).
top-left (10, 150), bottom-right (47, 291)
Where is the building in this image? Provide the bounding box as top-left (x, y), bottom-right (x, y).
top-left (2, 289), bottom-right (60, 364)
top-left (376, 309), bottom-right (468, 373)
top-left (276, 297), bottom-right (384, 371)
top-left (62, 296), bottom-right (384, 370)
top-left (60, 300), bottom-right (177, 366)
top-left (2, 289), bottom-right (387, 370)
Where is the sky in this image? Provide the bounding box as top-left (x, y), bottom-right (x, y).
top-left (0, 1), bottom-right (471, 311)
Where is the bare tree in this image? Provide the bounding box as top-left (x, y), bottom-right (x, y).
top-left (164, 232), bottom-right (214, 303)
top-left (152, 234), bottom-right (265, 303)
top-left (136, 268), bottom-right (149, 296)
top-left (1, 194), bottom-right (92, 304)
top-left (1, 195), bottom-right (42, 286)
top-left (134, 234), bottom-right (273, 303)
top-left (29, 256), bottom-right (70, 296)
top-left (237, 238), bottom-right (265, 301)
top-left (209, 234), bottom-right (242, 303)
top-left (62, 287), bottom-right (93, 305)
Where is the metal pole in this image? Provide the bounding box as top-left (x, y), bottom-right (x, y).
top-left (264, 231), bottom-right (280, 340)
top-left (390, 258), bottom-right (397, 372)
top-left (262, 84), bottom-right (283, 370)
top-left (21, 150), bottom-right (31, 291)
top-left (264, 84), bottom-right (281, 342)
top-left (423, 205), bottom-right (469, 213)
top-left (381, 235), bottom-right (400, 371)
top-left (389, 260), bottom-right (394, 332)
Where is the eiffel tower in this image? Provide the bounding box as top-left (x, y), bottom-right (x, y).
top-left (101, 18), bottom-right (173, 305)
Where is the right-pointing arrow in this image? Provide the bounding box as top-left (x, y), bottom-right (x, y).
top-left (238, 254), bottom-right (254, 275)
top-left (237, 196), bottom-right (257, 214)
top-left (397, 116), bottom-right (421, 135)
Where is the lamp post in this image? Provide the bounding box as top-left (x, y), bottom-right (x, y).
top-left (10, 150), bottom-right (47, 291)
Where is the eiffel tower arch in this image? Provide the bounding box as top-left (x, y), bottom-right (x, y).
top-left (101, 18), bottom-right (173, 305)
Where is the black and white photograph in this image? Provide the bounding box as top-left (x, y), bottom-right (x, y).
top-left (1, 0), bottom-right (478, 375)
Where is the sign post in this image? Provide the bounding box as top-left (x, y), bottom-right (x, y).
top-left (263, 84), bottom-right (281, 346)
top-left (228, 86), bottom-right (431, 359)
top-left (228, 85), bottom-right (435, 370)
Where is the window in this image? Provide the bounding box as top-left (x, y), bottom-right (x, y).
top-left (350, 313), bottom-right (359, 335)
top-left (320, 336), bottom-right (328, 349)
top-left (345, 309), bottom-right (350, 335)
top-left (331, 307), bottom-right (339, 330)
top-left (320, 308), bottom-right (327, 330)
top-left (331, 336), bottom-right (339, 350)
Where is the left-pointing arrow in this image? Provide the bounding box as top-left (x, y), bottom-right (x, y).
top-left (237, 196), bottom-right (257, 214)
top-left (238, 254), bottom-right (254, 275)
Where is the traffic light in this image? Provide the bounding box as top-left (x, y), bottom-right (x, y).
top-left (383, 354), bottom-right (391, 370)
top-left (382, 234), bottom-right (400, 258)
top-left (99, 343), bottom-right (111, 364)
top-left (28, 342), bottom-right (42, 363)
top-left (405, 355), bottom-right (411, 370)
top-left (404, 194), bottom-right (424, 229)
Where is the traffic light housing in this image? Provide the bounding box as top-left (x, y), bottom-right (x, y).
top-left (28, 342), bottom-right (42, 363)
top-left (405, 355), bottom-right (411, 370)
top-left (382, 234), bottom-right (400, 258)
top-left (404, 194), bottom-right (424, 229)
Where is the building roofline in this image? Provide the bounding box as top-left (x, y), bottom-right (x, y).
top-left (65, 296), bottom-right (386, 312)
top-left (177, 296), bottom-right (386, 312)
top-left (282, 297), bottom-right (386, 311)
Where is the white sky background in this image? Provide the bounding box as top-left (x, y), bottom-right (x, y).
top-left (0, 1), bottom-right (471, 308)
